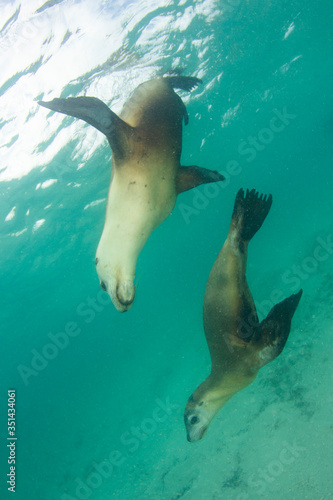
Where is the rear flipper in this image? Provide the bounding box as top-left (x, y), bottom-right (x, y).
top-left (254, 289), bottom-right (303, 368)
top-left (164, 75), bottom-right (202, 125)
top-left (231, 188), bottom-right (273, 242)
top-left (38, 96), bottom-right (133, 160)
top-left (164, 75), bottom-right (203, 92)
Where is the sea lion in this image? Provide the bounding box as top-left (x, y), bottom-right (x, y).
top-left (38, 75), bottom-right (224, 311)
top-left (184, 188), bottom-right (302, 442)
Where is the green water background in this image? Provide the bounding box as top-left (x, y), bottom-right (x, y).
top-left (0, 0), bottom-right (332, 498)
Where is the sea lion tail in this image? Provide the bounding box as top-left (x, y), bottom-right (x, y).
top-left (255, 289), bottom-right (303, 368)
top-left (231, 188), bottom-right (273, 242)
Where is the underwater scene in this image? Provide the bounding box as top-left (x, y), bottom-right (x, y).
top-left (1, 0), bottom-right (333, 499)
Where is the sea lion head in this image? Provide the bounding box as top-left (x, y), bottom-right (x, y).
top-left (95, 256), bottom-right (135, 313)
top-left (184, 383), bottom-right (231, 442)
top-left (184, 393), bottom-right (214, 442)
top-left (184, 404), bottom-right (211, 442)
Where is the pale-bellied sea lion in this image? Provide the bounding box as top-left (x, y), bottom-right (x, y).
top-left (184, 188), bottom-right (302, 442)
top-left (38, 75), bottom-right (224, 311)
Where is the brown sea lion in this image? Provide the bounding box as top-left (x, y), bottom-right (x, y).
top-left (38, 75), bottom-right (224, 311)
top-left (184, 188), bottom-right (302, 441)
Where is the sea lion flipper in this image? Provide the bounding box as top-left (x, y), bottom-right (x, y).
top-left (232, 189), bottom-right (273, 242)
top-left (176, 165), bottom-right (225, 194)
top-left (164, 75), bottom-right (203, 92)
top-left (255, 289), bottom-right (303, 368)
top-left (164, 75), bottom-right (203, 125)
top-left (38, 96), bottom-right (133, 159)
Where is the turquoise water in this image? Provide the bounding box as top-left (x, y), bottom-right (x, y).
top-left (1, 0), bottom-right (333, 498)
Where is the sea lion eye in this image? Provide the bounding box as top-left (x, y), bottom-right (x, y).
top-left (190, 416), bottom-right (200, 425)
top-left (100, 281), bottom-right (107, 291)
top-left (95, 257), bottom-right (99, 266)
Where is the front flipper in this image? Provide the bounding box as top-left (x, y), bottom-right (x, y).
top-left (176, 165), bottom-right (225, 194)
top-left (38, 96), bottom-right (134, 160)
top-left (254, 289), bottom-right (303, 368)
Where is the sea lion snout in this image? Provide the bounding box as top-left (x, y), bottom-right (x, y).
top-left (116, 281), bottom-right (135, 310)
top-left (186, 423), bottom-right (207, 442)
top-left (101, 279), bottom-right (135, 312)
top-left (96, 262), bottom-right (135, 312)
